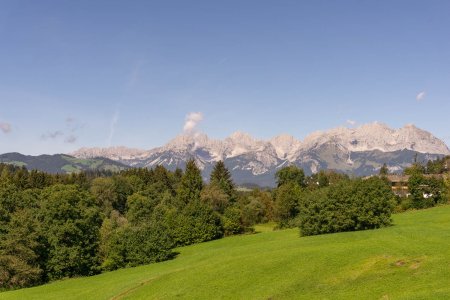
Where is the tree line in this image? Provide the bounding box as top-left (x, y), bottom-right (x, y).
top-left (0, 161), bottom-right (273, 290)
top-left (1, 158), bottom-right (448, 290)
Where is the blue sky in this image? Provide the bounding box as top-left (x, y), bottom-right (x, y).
top-left (0, 0), bottom-right (449, 154)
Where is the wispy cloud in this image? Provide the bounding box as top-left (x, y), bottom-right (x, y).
top-left (107, 108), bottom-right (120, 146)
top-left (64, 135), bottom-right (77, 144)
top-left (0, 122), bottom-right (12, 134)
top-left (128, 61), bottom-right (145, 88)
top-left (183, 112), bottom-right (203, 133)
top-left (40, 116), bottom-right (84, 144)
top-left (66, 117), bottom-right (84, 133)
top-left (41, 130), bottom-right (64, 140)
top-left (416, 91), bottom-right (426, 101)
top-left (346, 119), bottom-right (356, 126)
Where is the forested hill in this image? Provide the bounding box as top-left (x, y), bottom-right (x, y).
top-left (0, 153), bottom-right (128, 174)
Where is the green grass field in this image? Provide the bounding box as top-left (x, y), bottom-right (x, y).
top-left (2, 205), bottom-right (450, 300)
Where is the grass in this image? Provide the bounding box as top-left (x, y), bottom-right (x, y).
top-left (253, 221), bottom-right (277, 233)
top-left (2, 206), bottom-right (450, 299)
top-left (62, 155), bottom-right (93, 166)
top-left (61, 164), bottom-right (81, 173)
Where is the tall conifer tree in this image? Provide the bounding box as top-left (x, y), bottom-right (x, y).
top-left (177, 159), bottom-right (203, 205)
top-left (210, 161), bottom-right (235, 199)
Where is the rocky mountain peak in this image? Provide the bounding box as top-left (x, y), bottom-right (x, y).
top-left (70, 122), bottom-right (449, 186)
top-left (270, 134), bottom-right (301, 159)
top-left (227, 131), bottom-right (257, 143)
top-left (224, 131), bottom-right (265, 157)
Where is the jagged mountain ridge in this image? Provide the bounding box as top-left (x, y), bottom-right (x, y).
top-left (71, 123), bottom-right (449, 186)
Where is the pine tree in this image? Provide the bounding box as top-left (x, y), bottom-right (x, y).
top-left (177, 159), bottom-right (203, 205)
top-left (379, 163), bottom-right (389, 176)
top-left (210, 161), bottom-right (235, 199)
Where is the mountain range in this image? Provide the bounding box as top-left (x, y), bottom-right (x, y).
top-left (70, 122), bottom-right (450, 187)
top-left (0, 153), bottom-right (128, 174)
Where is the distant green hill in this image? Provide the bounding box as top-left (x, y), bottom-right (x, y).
top-left (2, 205), bottom-right (450, 299)
top-left (0, 153), bottom-right (128, 173)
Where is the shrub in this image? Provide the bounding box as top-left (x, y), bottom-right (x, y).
top-left (299, 178), bottom-right (395, 236)
top-left (170, 200), bottom-right (223, 246)
top-left (274, 182), bottom-right (303, 228)
top-left (222, 206), bottom-right (244, 236)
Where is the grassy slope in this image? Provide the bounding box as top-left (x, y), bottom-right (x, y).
top-left (2, 206), bottom-right (450, 300)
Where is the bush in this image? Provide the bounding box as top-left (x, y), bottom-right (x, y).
top-left (274, 182), bottom-right (303, 228)
top-left (0, 255), bottom-right (42, 289)
top-left (170, 200), bottom-right (223, 246)
top-left (299, 178), bottom-right (395, 236)
top-left (222, 206), bottom-right (244, 236)
top-left (395, 196), bottom-right (412, 212)
top-left (242, 198), bottom-right (267, 226)
top-left (101, 223), bottom-right (174, 271)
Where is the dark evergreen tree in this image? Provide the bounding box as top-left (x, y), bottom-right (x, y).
top-left (210, 161), bottom-right (235, 199)
top-left (153, 165), bottom-right (174, 194)
top-left (379, 163), bottom-right (389, 176)
top-left (177, 159), bottom-right (203, 206)
top-left (112, 176), bottom-right (134, 214)
top-left (173, 167), bottom-right (183, 182)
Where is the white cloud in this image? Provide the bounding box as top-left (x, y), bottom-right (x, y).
top-left (416, 91), bottom-right (426, 101)
top-left (183, 112), bottom-right (203, 133)
top-left (107, 108), bottom-right (120, 146)
top-left (0, 122), bottom-right (11, 134)
top-left (346, 119), bottom-right (356, 126)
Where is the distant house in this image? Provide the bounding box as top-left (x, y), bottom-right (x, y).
top-left (386, 175), bottom-right (410, 197)
top-left (385, 174), bottom-right (443, 197)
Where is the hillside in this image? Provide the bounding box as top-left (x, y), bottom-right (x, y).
top-left (0, 153), bottom-right (128, 173)
top-left (3, 205), bottom-right (450, 299)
